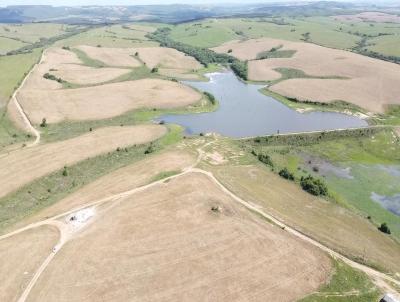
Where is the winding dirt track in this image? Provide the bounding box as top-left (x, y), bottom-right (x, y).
top-left (7, 50), bottom-right (45, 147)
top-left (0, 142), bottom-right (399, 301)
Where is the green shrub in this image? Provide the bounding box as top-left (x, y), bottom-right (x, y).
top-left (278, 168), bottom-right (295, 180)
top-left (144, 145), bottom-right (154, 154)
top-left (204, 91), bottom-right (216, 105)
top-left (300, 175), bottom-right (328, 196)
top-left (62, 166), bottom-right (68, 177)
top-left (40, 118), bottom-right (47, 128)
top-left (151, 67), bottom-right (158, 73)
top-left (378, 222), bottom-right (391, 234)
top-left (43, 73), bottom-right (63, 83)
top-left (257, 153), bottom-right (274, 167)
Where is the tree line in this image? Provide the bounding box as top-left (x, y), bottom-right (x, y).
top-left (147, 27), bottom-right (248, 80)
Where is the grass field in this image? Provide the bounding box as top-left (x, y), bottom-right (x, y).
top-left (260, 89), bottom-right (366, 115)
top-left (368, 34), bottom-right (400, 57)
top-left (0, 48), bottom-right (42, 105)
top-left (0, 23), bottom-right (68, 44)
top-left (0, 37), bottom-right (27, 55)
top-left (243, 129), bottom-right (400, 239)
top-left (54, 24), bottom-right (160, 48)
top-left (168, 16), bottom-right (400, 59)
top-left (0, 49), bottom-right (42, 150)
top-left (300, 260), bottom-right (381, 302)
top-left (0, 106), bottom-right (32, 151)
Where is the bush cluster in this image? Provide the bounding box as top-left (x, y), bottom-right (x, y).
top-left (257, 153), bottom-right (274, 167)
top-left (43, 73), bottom-right (63, 83)
top-left (378, 222), bottom-right (391, 234)
top-left (300, 175), bottom-right (328, 196)
top-left (278, 168), bottom-right (294, 180)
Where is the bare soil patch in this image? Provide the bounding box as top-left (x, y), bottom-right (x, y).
top-left (27, 173), bottom-right (331, 302)
top-left (0, 125), bottom-right (166, 199)
top-left (19, 78), bottom-right (202, 124)
top-left (0, 225), bottom-right (58, 302)
top-left (333, 12), bottom-right (400, 23)
top-left (214, 38), bottom-right (400, 113)
top-left (76, 45), bottom-right (141, 67)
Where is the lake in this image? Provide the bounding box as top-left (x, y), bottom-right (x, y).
top-left (157, 71), bottom-right (368, 138)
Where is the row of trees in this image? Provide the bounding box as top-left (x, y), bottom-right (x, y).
top-left (250, 127), bottom-right (383, 147)
top-left (147, 27), bottom-right (248, 80)
top-left (253, 150), bottom-right (328, 197)
top-left (43, 73), bottom-right (63, 83)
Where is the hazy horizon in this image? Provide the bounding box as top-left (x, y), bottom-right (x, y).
top-left (1, 0), bottom-right (392, 8)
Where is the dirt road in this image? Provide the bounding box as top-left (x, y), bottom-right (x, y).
top-left (8, 49), bottom-right (46, 147)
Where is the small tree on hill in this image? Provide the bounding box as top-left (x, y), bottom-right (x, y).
top-left (378, 223), bottom-right (391, 234)
top-left (62, 166), bottom-right (68, 176)
top-left (40, 118), bottom-right (47, 128)
top-left (278, 168), bottom-right (295, 181)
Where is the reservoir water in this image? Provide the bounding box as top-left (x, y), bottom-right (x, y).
top-left (158, 71), bottom-right (368, 138)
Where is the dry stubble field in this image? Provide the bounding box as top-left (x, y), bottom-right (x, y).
top-left (15, 47), bottom-right (202, 124)
top-left (0, 225), bottom-right (59, 302)
top-left (214, 38), bottom-right (400, 113)
top-left (25, 173), bottom-right (331, 302)
top-left (0, 125), bottom-right (166, 199)
top-left (209, 163), bottom-right (400, 274)
top-left (79, 45), bottom-right (203, 79)
top-left (19, 78), bottom-right (202, 124)
top-left (76, 45), bottom-right (142, 67)
top-left (14, 150), bottom-right (196, 229)
top-left (333, 12), bottom-right (400, 23)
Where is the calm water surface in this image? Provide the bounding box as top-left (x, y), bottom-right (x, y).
top-left (158, 72), bottom-right (368, 138)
